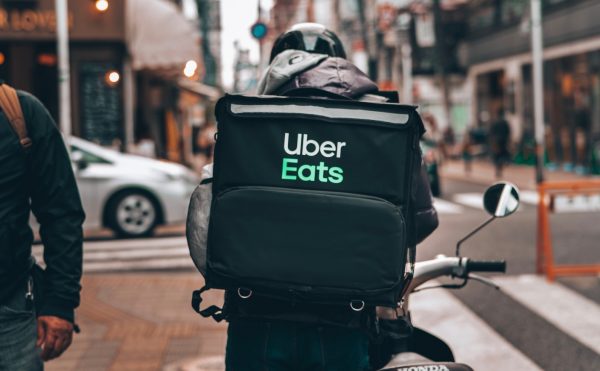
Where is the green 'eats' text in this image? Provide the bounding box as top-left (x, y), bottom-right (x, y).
top-left (281, 158), bottom-right (344, 184)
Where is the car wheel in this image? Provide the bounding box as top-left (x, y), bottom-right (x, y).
top-left (106, 191), bottom-right (159, 238)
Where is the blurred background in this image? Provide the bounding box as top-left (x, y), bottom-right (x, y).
top-left (2, 0), bottom-right (599, 370)
top-left (2, 0), bottom-right (599, 176)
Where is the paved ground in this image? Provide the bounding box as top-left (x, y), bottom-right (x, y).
top-left (41, 160), bottom-right (599, 371)
top-left (46, 274), bottom-right (225, 371)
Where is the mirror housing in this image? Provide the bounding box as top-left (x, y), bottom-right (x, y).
top-left (483, 182), bottom-right (520, 218)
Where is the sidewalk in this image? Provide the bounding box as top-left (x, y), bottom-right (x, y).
top-left (47, 273), bottom-right (226, 371)
top-left (441, 159), bottom-right (596, 190)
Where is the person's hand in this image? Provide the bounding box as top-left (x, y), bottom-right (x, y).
top-left (36, 316), bottom-right (74, 361)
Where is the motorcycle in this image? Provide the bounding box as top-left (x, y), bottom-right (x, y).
top-left (376, 181), bottom-right (520, 371)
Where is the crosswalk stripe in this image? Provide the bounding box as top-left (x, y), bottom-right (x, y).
top-left (452, 193), bottom-right (484, 210)
top-left (410, 285), bottom-right (543, 371)
top-left (519, 190), bottom-right (540, 205)
top-left (32, 237), bottom-right (192, 273)
top-left (82, 247), bottom-right (190, 261)
top-left (79, 236), bottom-right (186, 249)
top-left (33, 238), bottom-right (187, 253)
top-left (451, 190), bottom-right (540, 211)
top-left (433, 198), bottom-right (464, 214)
top-left (495, 274), bottom-right (600, 354)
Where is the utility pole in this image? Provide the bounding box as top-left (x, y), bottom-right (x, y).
top-left (432, 0), bottom-right (452, 130)
top-left (332, 0), bottom-right (341, 34)
top-left (257, 0), bottom-right (264, 71)
top-left (55, 0), bottom-right (72, 143)
top-left (531, 0), bottom-right (545, 184)
top-left (401, 44), bottom-right (413, 104)
top-left (357, 0), bottom-right (378, 81)
top-left (398, 13), bottom-right (413, 104)
top-left (197, 0), bottom-right (217, 86)
top-left (307, 0), bottom-right (315, 22)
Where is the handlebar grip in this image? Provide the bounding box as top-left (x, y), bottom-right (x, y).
top-left (466, 260), bottom-right (506, 273)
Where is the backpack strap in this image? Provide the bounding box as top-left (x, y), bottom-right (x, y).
top-left (0, 83), bottom-right (32, 151)
top-left (191, 286), bottom-right (226, 322)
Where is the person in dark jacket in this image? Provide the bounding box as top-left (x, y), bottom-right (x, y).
top-left (0, 88), bottom-right (85, 369)
top-left (489, 108), bottom-right (511, 178)
top-left (224, 23), bottom-right (438, 371)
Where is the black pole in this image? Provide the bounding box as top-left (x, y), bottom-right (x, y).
top-left (455, 217), bottom-right (496, 257)
top-left (197, 0), bottom-right (217, 86)
top-left (356, 0), bottom-right (377, 81)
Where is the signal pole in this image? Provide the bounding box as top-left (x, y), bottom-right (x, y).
top-left (531, 0), bottom-right (545, 184)
top-left (251, 0), bottom-right (269, 74)
top-left (257, 0), bottom-right (264, 71)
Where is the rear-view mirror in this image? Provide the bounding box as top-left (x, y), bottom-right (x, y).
top-left (483, 182), bottom-right (520, 218)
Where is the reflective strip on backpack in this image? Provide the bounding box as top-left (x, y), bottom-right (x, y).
top-left (230, 103), bottom-right (410, 125)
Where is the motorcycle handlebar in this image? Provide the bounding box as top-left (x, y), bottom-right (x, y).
top-left (409, 256), bottom-right (506, 293)
top-left (465, 260), bottom-right (506, 273)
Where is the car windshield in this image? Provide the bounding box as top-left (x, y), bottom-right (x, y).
top-left (71, 145), bottom-right (112, 165)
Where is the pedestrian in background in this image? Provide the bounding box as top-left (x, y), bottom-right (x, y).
top-left (489, 108), bottom-right (511, 178)
top-left (196, 120), bottom-right (217, 166)
top-left (443, 126), bottom-right (456, 158)
top-left (462, 129), bottom-right (474, 174)
top-left (0, 84), bottom-right (85, 370)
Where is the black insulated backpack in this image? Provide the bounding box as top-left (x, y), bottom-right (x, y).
top-left (191, 94), bottom-right (423, 320)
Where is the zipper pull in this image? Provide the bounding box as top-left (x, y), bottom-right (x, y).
top-left (25, 277), bottom-right (34, 311)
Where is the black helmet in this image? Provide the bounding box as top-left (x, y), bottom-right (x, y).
top-left (269, 23), bottom-right (347, 62)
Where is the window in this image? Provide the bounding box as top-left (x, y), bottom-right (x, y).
top-left (501, 0), bottom-right (527, 25)
top-left (70, 145), bottom-right (111, 165)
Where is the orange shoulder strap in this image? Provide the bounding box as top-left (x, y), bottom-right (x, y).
top-left (0, 83), bottom-right (32, 150)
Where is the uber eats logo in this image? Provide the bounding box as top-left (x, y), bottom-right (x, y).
top-left (281, 133), bottom-right (346, 184)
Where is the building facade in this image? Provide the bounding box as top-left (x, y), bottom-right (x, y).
top-left (265, 0), bottom-right (470, 136)
top-left (0, 0), bottom-right (209, 166)
top-left (465, 0), bottom-right (600, 173)
top-left (0, 0), bottom-right (126, 144)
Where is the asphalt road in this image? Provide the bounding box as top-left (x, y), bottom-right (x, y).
top-left (421, 179), bottom-right (600, 371)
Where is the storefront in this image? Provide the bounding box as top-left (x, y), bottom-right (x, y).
top-left (0, 0), bottom-right (208, 165)
top-left (0, 0), bottom-right (126, 144)
top-left (524, 51), bottom-right (600, 173)
top-left (466, 0), bottom-right (600, 174)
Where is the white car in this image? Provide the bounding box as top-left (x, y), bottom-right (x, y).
top-left (66, 137), bottom-right (199, 238)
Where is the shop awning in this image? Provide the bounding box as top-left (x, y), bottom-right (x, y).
top-left (177, 78), bottom-right (221, 101)
top-left (126, 0), bottom-right (201, 71)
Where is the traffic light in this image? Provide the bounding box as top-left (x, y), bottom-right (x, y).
top-left (250, 22), bottom-right (268, 40)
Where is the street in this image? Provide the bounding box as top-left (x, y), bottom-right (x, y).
top-left (35, 172), bottom-right (600, 371)
top-left (4, 1), bottom-right (600, 370)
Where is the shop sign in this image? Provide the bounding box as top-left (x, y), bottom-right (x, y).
top-left (0, 8), bottom-right (73, 33)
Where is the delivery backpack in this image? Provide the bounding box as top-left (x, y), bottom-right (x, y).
top-left (190, 94), bottom-right (423, 321)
